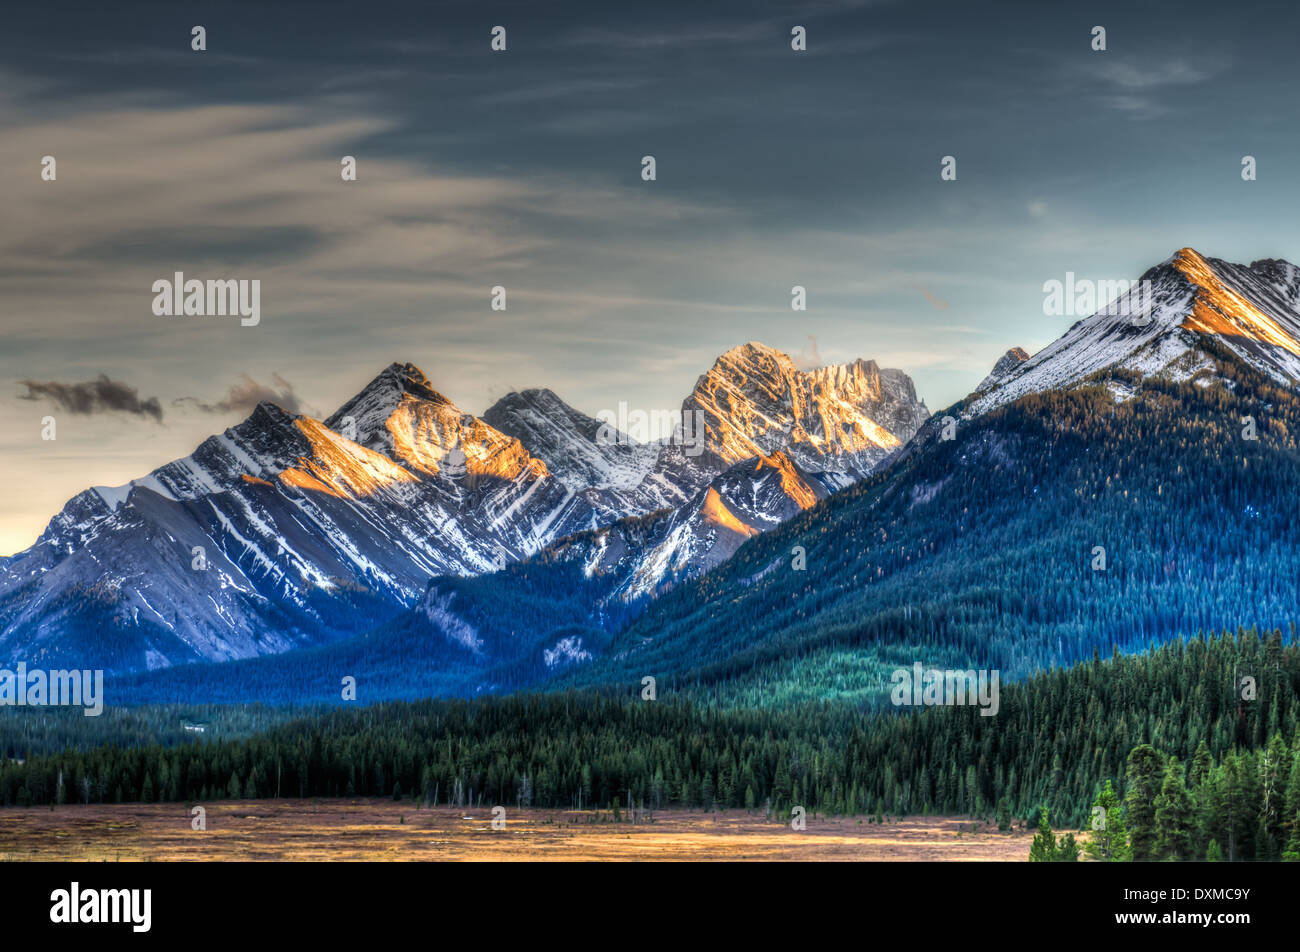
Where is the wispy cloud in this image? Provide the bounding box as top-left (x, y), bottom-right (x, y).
top-left (1094, 59), bottom-right (1219, 89)
top-left (908, 285), bottom-right (950, 311)
top-left (175, 373), bottom-right (307, 417)
top-left (1075, 54), bottom-right (1230, 120)
top-left (55, 46), bottom-right (267, 68)
top-left (18, 375), bottom-right (163, 421)
top-left (562, 20), bottom-right (782, 50)
top-left (479, 77), bottom-right (648, 106)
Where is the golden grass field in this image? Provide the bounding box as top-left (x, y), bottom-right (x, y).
top-left (0, 800), bottom-right (1041, 861)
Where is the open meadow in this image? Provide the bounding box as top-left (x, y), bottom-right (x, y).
top-left (0, 800), bottom-right (1041, 862)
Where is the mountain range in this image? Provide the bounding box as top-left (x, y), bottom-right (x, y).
top-left (0, 342), bottom-right (927, 673)
top-left (9, 246), bottom-right (1300, 708)
top-left (553, 247), bottom-right (1300, 703)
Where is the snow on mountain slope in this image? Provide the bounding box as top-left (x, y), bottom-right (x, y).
top-left (324, 362), bottom-right (550, 484)
top-left (482, 388), bottom-right (658, 492)
top-left (2, 345), bottom-right (927, 673)
top-left (550, 451), bottom-right (828, 603)
top-left (482, 342), bottom-right (930, 540)
top-left (969, 248), bottom-right (1300, 416)
top-left (409, 449), bottom-right (832, 666)
top-left (0, 370), bottom-right (588, 670)
top-left (610, 451), bottom-right (830, 600)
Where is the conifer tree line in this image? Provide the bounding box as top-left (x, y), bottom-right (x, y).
top-left (1, 631), bottom-right (1296, 860)
top-left (1030, 729), bottom-right (1300, 862)
top-left (1071, 734), bottom-right (1300, 861)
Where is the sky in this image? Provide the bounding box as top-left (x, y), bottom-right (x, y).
top-left (3, 0), bottom-right (1299, 554)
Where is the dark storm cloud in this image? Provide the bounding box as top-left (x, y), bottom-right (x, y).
top-left (18, 375), bottom-right (164, 422)
top-left (176, 374), bottom-right (305, 416)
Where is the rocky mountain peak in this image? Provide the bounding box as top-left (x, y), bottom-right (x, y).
top-left (968, 248), bottom-right (1300, 416)
top-left (682, 341), bottom-right (928, 478)
top-left (976, 347), bottom-right (1031, 392)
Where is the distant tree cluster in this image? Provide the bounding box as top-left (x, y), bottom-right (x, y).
top-left (1077, 736), bottom-right (1300, 862)
top-left (2, 632), bottom-right (1295, 863)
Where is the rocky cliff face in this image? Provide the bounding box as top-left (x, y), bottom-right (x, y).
top-left (679, 342), bottom-right (929, 481)
top-left (0, 343), bottom-right (929, 672)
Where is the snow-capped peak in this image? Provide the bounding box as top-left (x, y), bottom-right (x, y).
top-left (320, 362), bottom-right (549, 482)
top-left (968, 248), bottom-right (1300, 416)
top-left (323, 362), bottom-right (453, 454)
top-left (2, 343), bottom-right (929, 674)
top-left (483, 388), bottom-right (655, 492)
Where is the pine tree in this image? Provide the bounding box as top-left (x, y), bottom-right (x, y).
top-left (1188, 741), bottom-right (1213, 790)
top-left (1056, 832), bottom-right (1080, 862)
top-left (1028, 807), bottom-right (1057, 862)
top-left (1260, 733), bottom-right (1289, 855)
top-left (1028, 808), bottom-right (1079, 862)
top-left (1256, 814), bottom-right (1278, 862)
top-left (1125, 745), bottom-right (1164, 861)
top-left (1153, 759), bottom-right (1193, 860)
top-left (1188, 740), bottom-right (1214, 858)
top-left (1283, 811), bottom-right (1300, 862)
top-left (1084, 780), bottom-right (1131, 862)
top-left (1282, 736), bottom-right (1300, 859)
top-left (1215, 752), bottom-right (1253, 861)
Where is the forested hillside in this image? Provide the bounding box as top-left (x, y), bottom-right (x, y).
top-left (104, 536), bottom-right (648, 705)
top-left (5, 631), bottom-right (1297, 862)
top-left (562, 343), bottom-right (1300, 699)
